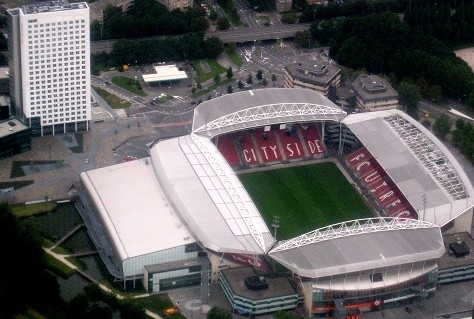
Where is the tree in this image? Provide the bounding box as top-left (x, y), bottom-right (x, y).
top-left (0, 202), bottom-right (61, 317)
top-left (227, 85), bottom-right (233, 93)
top-left (216, 17), bottom-right (230, 30)
top-left (66, 294), bottom-right (90, 319)
top-left (209, 11), bottom-right (218, 23)
top-left (281, 12), bottom-right (298, 24)
top-left (433, 114), bottom-right (452, 140)
top-left (294, 30), bottom-right (312, 48)
top-left (256, 69), bottom-right (264, 81)
top-left (237, 79), bottom-right (244, 89)
top-left (119, 300), bottom-right (147, 319)
top-left (204, 36), bottom-right (224, 58)
top-left (246, 74), bottom-right (253, 84)
top-left (271, 73), bottom-right (277, 81)
top-left (226, 66), bottom-right (233, 79)
top-left (214, 74), bottom-right (221, 84)
top-left (190, 16), bottom-right (210, 32)
top-left (207, 306), bottom-right (232, 319)
top-left (398, 79), bottom-right (422, 119)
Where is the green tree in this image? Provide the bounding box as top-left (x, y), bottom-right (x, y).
top-left (191, 16), bottom-right (210, 32)
top-left (246, 74), bottom-right (253, 84)
top-left (256, 69), bottom-right (264, 81)
top-left (207, 306), bottom-right (232, 319)
top-left (204, 36), bottom-right (224, 58)
top-left (272, 73), bottom-right (277, 81)
top-left (237, 79), bottom-right (244, 89)
top-left (0, 202), bottom-right (61, 317)
top-left (433, 114), bottom-right (452, 140)
top-left (66, 293), bottom-right (90, 319)
top-left (216, 17), bottom-right (230, 30)
top-left (209, 11), bottom-right (218, 22)
top-left (214, 73), bottom-right (221, 84)
top-left (398, 79), bottom-right (422, 119)
top-left (226, 66), bottom-right (233, 79)
top-left (227, 85), bottom-right (233, 93)
top-left (119, 299), bottom-right (147, 319)
top-left (281, 12), bottom-right (298, 24)
top-left (294, 30), bottom-right (312, 48)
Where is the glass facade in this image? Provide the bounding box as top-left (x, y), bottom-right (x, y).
top-left (311, 268), bottom-right (438, 318)
top-left (0, 124), bottom-right (31, 159)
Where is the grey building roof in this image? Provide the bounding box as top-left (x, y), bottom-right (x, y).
top-left (351, 74), bottom-right (398, 103)
top-left (268, 218), bottom-right (445, 278)
top-left (284, 61), bottom-right (341, 86)
top-left (21, 1), bottom-right (88, 14)
top-left (0, 119), bottom-right (29, 138)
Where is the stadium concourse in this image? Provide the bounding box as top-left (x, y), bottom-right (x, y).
top-left (77, 88), bottom-right (474, 319)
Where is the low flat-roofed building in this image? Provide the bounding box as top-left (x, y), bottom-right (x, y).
top-left (142, 64), bottom-right (188, 85)
top-left (351, 74), bottom-right (398, 111)
top-left (438, 232), bottom-right (474, 284)
top-left (284, 61), bottom-right (341, 98)
top-left (276, 0), bottom-right (292, 12)
top-left (159, 0), bottom-right (192, 11)
top-left (0, 119), bottom-right (31, 159)
top-left (220, 267), bottom-right (299, 315)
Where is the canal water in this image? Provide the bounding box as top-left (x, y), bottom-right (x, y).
top-left (25, 202), bottom-right (106, 302)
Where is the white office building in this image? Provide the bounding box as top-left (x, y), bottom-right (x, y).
top-left (8, 1), bottom-right (91, 136)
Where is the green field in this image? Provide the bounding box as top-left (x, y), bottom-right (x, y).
top-left (238, 162), bottom-right (373, 240)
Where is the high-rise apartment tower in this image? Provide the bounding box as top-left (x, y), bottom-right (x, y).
top-left (8, 1), bottom-right (91, 136)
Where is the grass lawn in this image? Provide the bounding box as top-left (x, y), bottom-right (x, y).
top-left (191, 59), bottom-right (227, 84)
top-left (134, 294), bottom-right (186, 319)
top-left (238, 162), bottom-right (373, 240)
top-left (111, 76), bottom-right (147, 97)
top-left (92, 86), bottom-right (131, 109)
top-left (226, 49), bottom-right (243, 67)
top-left (12, 202), bottom-right (58, 218)
top-left (191, 77), bottom-right (233, 98)
top-left (44, 253), bottom-right (75, 279)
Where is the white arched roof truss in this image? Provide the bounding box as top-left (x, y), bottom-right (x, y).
top-left (192, 102), bottom-right (346, 138)
top-left (270, 217), bottom-right (437, 253)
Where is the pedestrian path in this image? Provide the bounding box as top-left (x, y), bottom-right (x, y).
top-left (43, 247), bottom-right (163, 318)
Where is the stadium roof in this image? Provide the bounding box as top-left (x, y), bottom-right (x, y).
top-left (150, 135), bottom-right (275, 254)
top-left (268, 218), bottom-right (444, 278)
top-left (79, 159), bottom-right (194, 263)
top-left (342, 109), bottom-right (474, 226)
top-left (192, 88), bottom-right (347, 138)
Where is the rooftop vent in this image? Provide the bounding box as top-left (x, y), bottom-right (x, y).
top-left (245, 276), bottom-right (269, 291)
top-left (449, 240), bottom-right (470, 258)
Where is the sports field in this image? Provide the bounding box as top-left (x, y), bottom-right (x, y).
top-left (238, 162), bottom-right (373, 240)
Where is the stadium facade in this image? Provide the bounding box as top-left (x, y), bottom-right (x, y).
top-left (78, 88), bottom-right (473, 318)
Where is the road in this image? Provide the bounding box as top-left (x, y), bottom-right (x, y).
top-left (90, 23), bottom-right (311, 54)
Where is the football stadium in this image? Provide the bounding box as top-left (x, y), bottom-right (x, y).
top-left (77, 88), bottom-right (474, 318)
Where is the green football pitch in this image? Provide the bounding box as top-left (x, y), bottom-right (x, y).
top-left (238, 162), bottom-right (374, 240)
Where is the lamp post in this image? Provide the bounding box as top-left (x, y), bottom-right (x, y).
top-left (422, 194), bottom-right (427, 221)
top-left (272, 216), bottom-right (280, 239)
